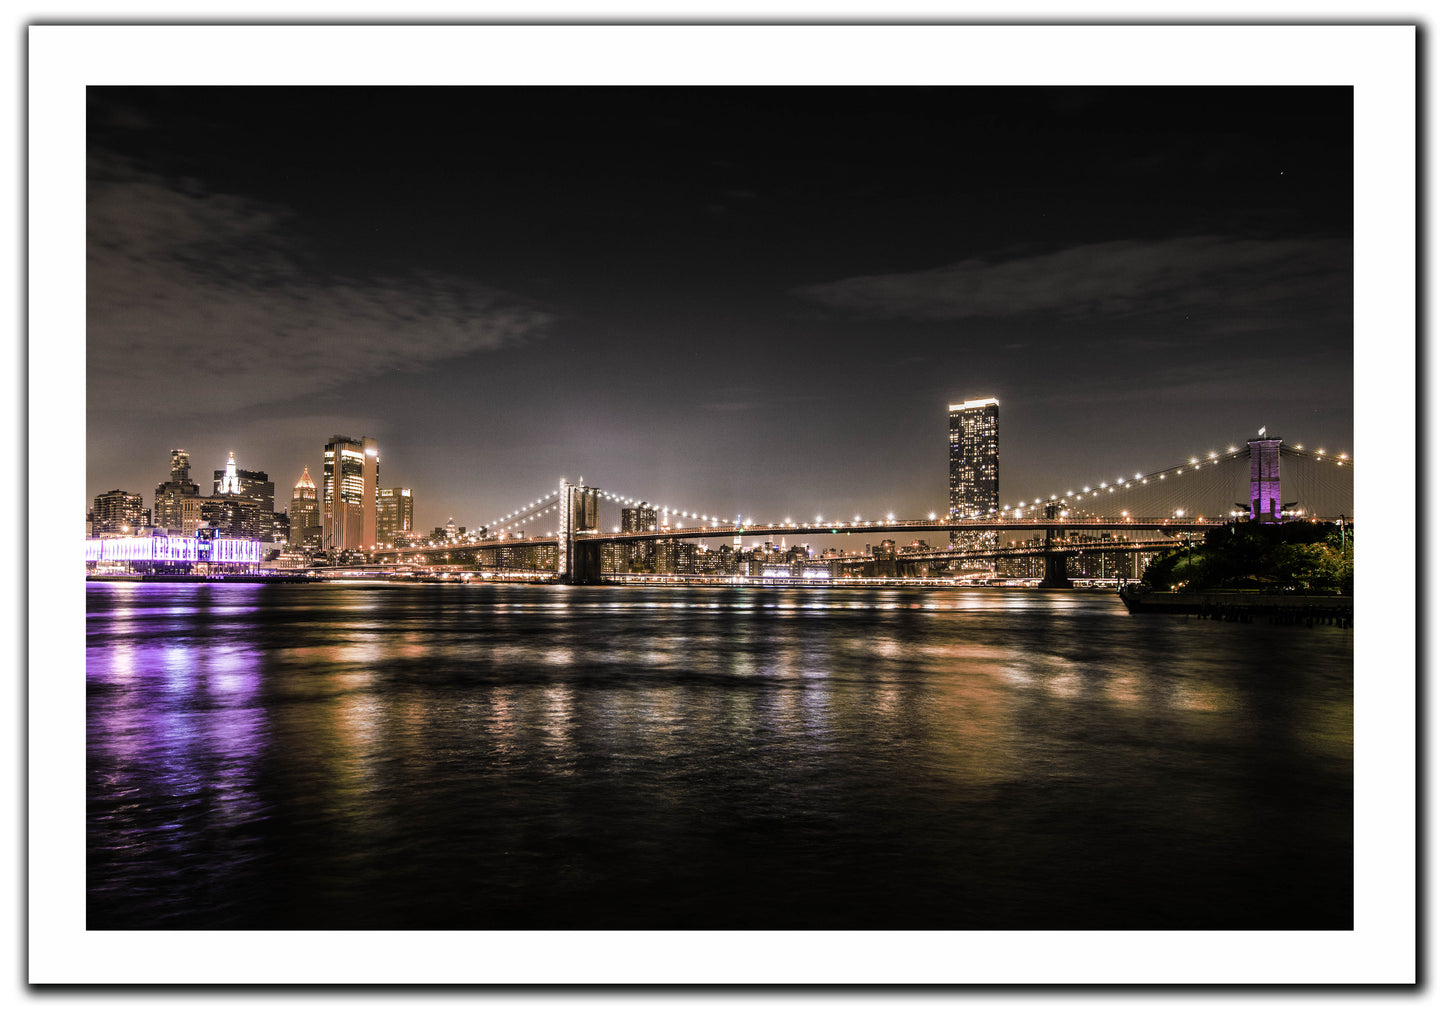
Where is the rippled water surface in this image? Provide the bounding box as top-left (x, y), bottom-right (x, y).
top-left (86, 582), bottom-right (1352, 930)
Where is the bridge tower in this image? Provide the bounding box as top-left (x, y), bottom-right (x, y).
top-left (1247, 437), bottom-right (1284, 523)
top-left (557, 478), bottom-right (602, 584)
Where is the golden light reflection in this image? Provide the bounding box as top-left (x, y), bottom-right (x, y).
top-left (540, 683), bottom-right (578, 763)
top-left (1044, 672), bottom-right (1082, 699)
top-left (544, 647), bottom-right (575, 668)
top-left (1102, 673), bottom-right (1144, 709)
top-left (921, 667), bottom-right (1019, 788)
top-left (1169, 683), bottom-right (1232, 714)
top-left (872, 637), bottom-right (903, 658)
top-left (486, 690), bottom-right (519, 757)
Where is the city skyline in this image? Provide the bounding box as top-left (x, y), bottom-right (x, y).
top-left (86, 86), bottom-right (1353, 536)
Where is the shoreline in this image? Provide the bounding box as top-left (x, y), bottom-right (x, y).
top-left (1119, 588), bottom-right (1353, 626)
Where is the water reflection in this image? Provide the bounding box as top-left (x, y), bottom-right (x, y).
top-left (87, 582), bottom-right (1353, 931)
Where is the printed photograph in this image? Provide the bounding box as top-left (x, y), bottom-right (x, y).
top-left (83, 81), bottom-right (1355, 936)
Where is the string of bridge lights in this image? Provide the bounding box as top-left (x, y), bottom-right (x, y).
top-left (487, 492), bottom-right (559, 533)
top-left (477, 440), bottom-right (1353, 539)
top-left (997, 441), bottom-right (1352, 516)
top-left (600, 492), bottom-right (940, 532)
top-left (597, 489), bottom-right (738, 533)
top-left (485, 487), bottom-right (747, 538)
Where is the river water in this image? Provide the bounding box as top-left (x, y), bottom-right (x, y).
top-left (85, 581), bottom-right (1352, 930)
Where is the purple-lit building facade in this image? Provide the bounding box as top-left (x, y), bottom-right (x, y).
top-left (85, 532), bottom-right (264, 574)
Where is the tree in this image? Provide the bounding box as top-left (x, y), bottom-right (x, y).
top-left (1140, 521), bottom-right (1351, 593)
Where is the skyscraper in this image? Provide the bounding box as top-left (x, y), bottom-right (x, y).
top-left (289, 467), bottom-right (321, 549)
top-left (948, 398), bottom-right (1000, 555)
top-left (322, 435), bottom-right (378, 551)
top-left (169, 449), bottom-right (192, 485)
top-left (211, 451), bottom-right (275, 541)
top-left (153, 448), bottom-right (200, 534)
top-left (376, 487), bottom-right (414, 546)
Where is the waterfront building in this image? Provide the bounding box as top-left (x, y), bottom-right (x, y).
top-left (289, 467), bottom-right (322, 550)
top-left (695, 546), bottom-right (719, 574)
top-left (90, 490), bottom-right (149, 536)
top-left (654, 537), bottom-right (697, 575)
top-left (195, 496), bottom-right (265, 541)
top-left (211, 452), bottom-right (276, 540)
top-left (322, 435), bottom-right (379, 552)
top-left (86, 531), bottom-right (263, 576)
top-left (153, 448), bottom-right (202, 534)
top-left (377, 487), bottom-right (414, 546)
top-left (716, 544), bottom-right (742, 576)
top-left (600, 542), bottom-right (628, 574)
top-left (620, 501), bottom-right (658, 571)
top-left (948, 397), bottom-right (1001, 557)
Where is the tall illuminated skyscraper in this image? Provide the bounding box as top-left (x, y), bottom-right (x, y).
top-left (289, 466), bottom-right (322, 549)
top-left (153, 448), bottom-right (200, 534)
top-left (948, 398), bottom-right (1000, 555)
top-left (169, 449), bottom-right (192, 485)
top-left (211, 451), bottom-right (275, 540)
top-left (376, 486), bottom-right (414, 545)
top-left (322, 435), bottom-right (379, 551)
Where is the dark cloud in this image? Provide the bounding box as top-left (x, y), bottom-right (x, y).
top-left (87, 152), bottom-right (553, 416)
top-left (794, 235), bottom-right (1350, 328)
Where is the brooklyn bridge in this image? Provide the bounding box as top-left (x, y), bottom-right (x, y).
top-left (371, 436), bottom-right (1354, 586)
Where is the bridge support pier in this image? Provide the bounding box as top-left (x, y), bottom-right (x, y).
top-left (568, 542), bottom-right (602, 585)
top-left (1038, 520), bottom-right (1073, 589)
top-left (1038, 552), bottom-right (1074, 589)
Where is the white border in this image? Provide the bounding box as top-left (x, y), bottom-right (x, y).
top-left (29, 24), bottom-right (1416, 986)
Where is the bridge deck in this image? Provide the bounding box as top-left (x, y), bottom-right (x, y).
top-left (407, 516), bottom-right (1227, 555)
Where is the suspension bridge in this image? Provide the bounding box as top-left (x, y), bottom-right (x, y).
top-left (373, 435), bottom-right (1353, 586)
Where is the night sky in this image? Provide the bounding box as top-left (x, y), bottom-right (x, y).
top-left (86, 86), bottom-right (1353, 535)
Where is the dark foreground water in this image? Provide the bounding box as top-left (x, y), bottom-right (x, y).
top-left (86, 582), bottom-right (1352, 930)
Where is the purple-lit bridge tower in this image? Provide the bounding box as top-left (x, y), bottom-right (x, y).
top-left (1247, 436), bottom-right (1285, 522)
